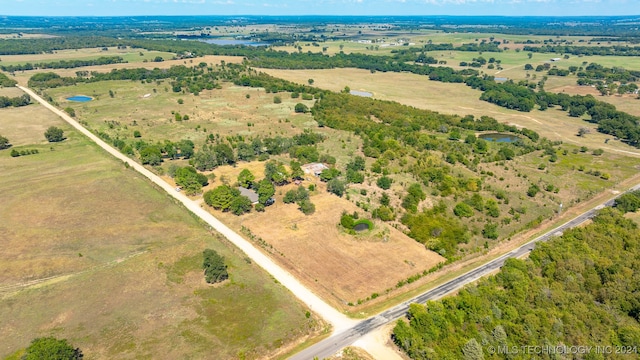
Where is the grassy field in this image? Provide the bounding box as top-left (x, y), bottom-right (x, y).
top-left (0, 47), bottom-right (175, 67)
top-left (8, 54), bottom-right (244, 86)
top-left (259, 67), bottom-right (640, 157)
top-left (41, 78), bottom-right (317, 146)
top-left (0, 102), bottom-right (317, 359)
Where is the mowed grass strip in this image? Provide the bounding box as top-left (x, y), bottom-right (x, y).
top-left (0, 102), bottom-right (314, 359)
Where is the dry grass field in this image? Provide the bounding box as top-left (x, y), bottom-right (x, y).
top-left (0, 102), bottom-right (316, 359)
top-left (200, 163), bottom-right (444, 308)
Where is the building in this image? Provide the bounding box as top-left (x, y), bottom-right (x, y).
top-left (302, 163), bottom-right (329, 176)
top-left (237, 187), bottom-right (259, 204)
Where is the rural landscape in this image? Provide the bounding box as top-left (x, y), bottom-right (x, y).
top-left (1, 7), bottom-right (640, 360)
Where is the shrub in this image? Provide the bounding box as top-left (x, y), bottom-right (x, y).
top-left (297, 199), bottom-right (316, 215)
top-left (454, 202), bottom-right (474, 218)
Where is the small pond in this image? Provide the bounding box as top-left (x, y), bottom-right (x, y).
top-left (66, 95), bottom-right (93, 102)
top-left (201, 39), bottom-right (269, 47)
top-left (350, 90), bottom-right (373, 97)
top-left (354, 223), bottom-right (370, 232)
top-left (479, 133), bottom-right (521, 143)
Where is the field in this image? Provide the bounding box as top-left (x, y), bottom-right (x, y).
top-left (0, 47), bottom-right (175, 67)
top-left (201, 164), bottom-right (445, 308)
top-left (259, 67), bottom-right (640, 157)
top-left (8, 54), bottom-right (244, 86)
top-left (0, 101), bottom-right (316, 359)
top-left (41, 78), bottom-right (317, 146)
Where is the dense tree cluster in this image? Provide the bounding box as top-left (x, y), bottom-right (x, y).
top-left (0, 72), bottom-right (18, 87)
top-left (524, 44), bottom-right (640, 57)
top-left (203, 185), bottom-right (252, 215)
top-left (394, 208), bottom-right (640, 359)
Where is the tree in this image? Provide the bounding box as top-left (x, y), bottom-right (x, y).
top-left (0, 135), bottom-right (10, 150)
top-left (237, 169), bottom-right (255, 188)
top-left (202, 249), bottom-right (228, 283)
top-left (44, 126), bottom-right (64, 142)
top-left (229, 195), bottom-right (252, 215)
top-left (308, 78), bottom-right (314, 85)
top-left (139, 146), bottom-right (162, 165)
top-left (23, 337), bottom-right (82, 360)
top-left (524, 64), bottom-right (534, 70)
top-left (485, 199), bottom-right (500, 218)
top-left (577, 127), bottom-right (590, 137)
top-left (327, 178), bottom-right (346, 197)
top-left (377, 176), bottom-right (393, 190)
top-left (204, 185), bottom-right (239, 211)
top-left (290, 161), bottom-right (304, 180)
top-left (527, 184), bottom-right (540, 197)
top-left (256, 179), bottom-right (275, 205)
top-left (482, 223), bottom-right (499, 239)
top-left (615, 190), bottom-right (640, 213)
top-left (294, 103), bottom-right (309, 113)
top-left (319, 168), bottom-right (340, 182)
top-left (462, 338), bottom-right (484, 360)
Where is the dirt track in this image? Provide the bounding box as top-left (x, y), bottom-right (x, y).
top-left (17, 85), bottom-right (356, 333)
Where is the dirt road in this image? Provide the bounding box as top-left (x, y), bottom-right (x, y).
top-left (17, 85), bottom-right (356, 333)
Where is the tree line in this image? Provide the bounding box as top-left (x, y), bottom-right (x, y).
top-left (394, 207), bottom-right (640, 359)
top-left (1, 55), bottom-right (126, 72)
top-left (0, 94), bottom-right (30, 108)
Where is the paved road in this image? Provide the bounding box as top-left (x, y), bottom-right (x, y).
top-left (18, 85), bottom-right (356, 333)
top-left (290, 189), bottom-right (639, 360)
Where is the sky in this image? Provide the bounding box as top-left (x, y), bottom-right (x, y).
top-left (2, 0), bottom-right (639, 17)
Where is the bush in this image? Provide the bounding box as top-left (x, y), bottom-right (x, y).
top-left (483, 223), bottom-right (499, 239)
top-left (454, 202), bottom-right (474, 218)
top-left (341, 213), bottom-right (355, 229)
top-left (374, 206), bottom-right (395, 221)
top-left (24, 337), bottom-right (82, 360)
top-left (527, 184), bottom-right (540, 197)
top-left (44, 126), bottom-right (64, 142)
top-left (273, 95), bottom-right (282, 104)
top-left (294, 103), bottom-right (309, 113)
top-left (133, 130), bottom-right (141, 138)
top-left (297, 199), bottom-right (316, 215)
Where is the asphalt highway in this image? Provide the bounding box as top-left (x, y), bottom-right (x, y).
top-left (290, 187), bottom-right (639, 360)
